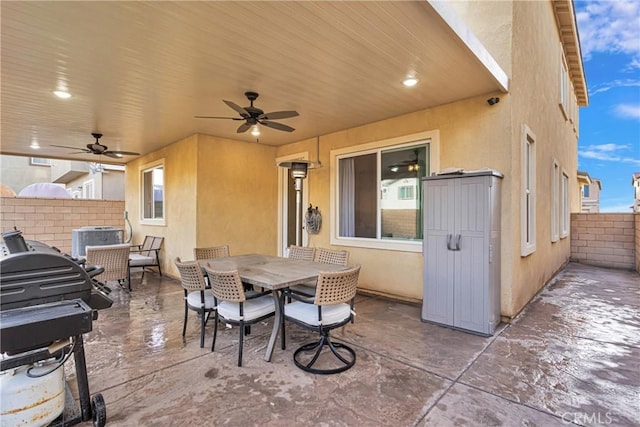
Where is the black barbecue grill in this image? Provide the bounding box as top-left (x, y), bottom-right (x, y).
top-left (0, 229), bottom-right (113, 427)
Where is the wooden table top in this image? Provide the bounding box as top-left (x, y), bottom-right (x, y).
top-left (199, 254), bottom-right (348, 290)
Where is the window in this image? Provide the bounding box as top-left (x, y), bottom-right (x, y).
top-left (82, 180), bottom-right (95, 199)
top-left (331, 131), bottom-right (439, 252)
top-left (582, 185), bottom-right (590, 198)
top-left (521, 125), bottom-right (536, 256)
top-left (551, 160), bottom-right (559, 243)
top-left (30, 157), bottom-right (51, 166)
top-left (559, 56), bottom-right (569, 119)
top-left (141, 160), bottom-right (165, 225)
top-left (397, 185), bottom-right (415, 201)
top-left (561, 171), bottom-right (569, 238)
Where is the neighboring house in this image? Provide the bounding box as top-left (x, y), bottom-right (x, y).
top-left (577, 170), bottom-right (601, 213)
top-left (0, 155), bottom-right (124, 200)
top-left (633, 173), bottom-right (640, 213)
top-left (0, 155), bottom-right (52, 195)
top-left (124, 1), bottom-right (588, 321)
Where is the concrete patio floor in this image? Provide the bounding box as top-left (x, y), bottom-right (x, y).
top-left (74, 262), bottom-right (639, 426)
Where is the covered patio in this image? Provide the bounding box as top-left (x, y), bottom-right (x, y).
top-left (76, 262), bottom-right (639, 426)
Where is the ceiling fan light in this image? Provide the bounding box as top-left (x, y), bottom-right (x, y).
top-left (251, 125), bottom-right (260, 137)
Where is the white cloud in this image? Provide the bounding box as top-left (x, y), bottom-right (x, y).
top-left (576, 1), bottom-right (640, 65)
top-left (579, 143), bottom-right (640, 165)
top-left (590, 79), bottom-right (640, 95)
top-left (614, 103), bottom-right (640, 119)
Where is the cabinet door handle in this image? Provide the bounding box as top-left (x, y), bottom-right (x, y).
top-left (446, 234), bottom-right (453, 251)
top-left (455, 234), bottom-right (462, 251)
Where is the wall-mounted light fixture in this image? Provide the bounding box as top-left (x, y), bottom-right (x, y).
top-left (487, 97), bottom-right (500, 106)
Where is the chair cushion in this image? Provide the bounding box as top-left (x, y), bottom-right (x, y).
top-left (129, 253), bottom-right (155, 267)
top-left (284, 302), bottom-right (351, 326)
top-left (218, 295), bottom-right (274, 321)
top-left (186, 291), bottom-right (215, 310)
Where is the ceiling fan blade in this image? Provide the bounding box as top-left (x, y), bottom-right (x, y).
top-left (258, 111), bottom-right (299, 120)
top-left (51, 144), bottom-right (90, 152)
top-left (194, 116), bottom-right (243, 120)
top-left (236, 122), bottom-right (251, 133)
top-left (224, 100), bottom-right (250, 118)
top-left (103, 152), bottom-right (122, 159)
top-left (107, 150), bottom-right (140, 156)
top-left (260, 120), bottom-right (295, 132)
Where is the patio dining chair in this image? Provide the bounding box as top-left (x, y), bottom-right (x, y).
top-left (282, 265), bottom-right (360, 374)
top-left (85, 243), bottom-right (131, 291)
top-left (204, 265), bottom-right (275, 367)
top-left (289, 247), bottom-right (350, 299)
top-left (193, 245), bottom-right (230, 260)
top-left (175, 257), bottom-right (216, 348)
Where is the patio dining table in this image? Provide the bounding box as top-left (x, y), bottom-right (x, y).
top-left (199, 254), bottom-right (349, 362)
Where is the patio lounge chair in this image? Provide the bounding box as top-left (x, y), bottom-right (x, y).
top-left (129, 236), bottom-right (164, 284)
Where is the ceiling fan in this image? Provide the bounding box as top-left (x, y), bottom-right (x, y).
top-left (195, 91), bottom-right (299, 133)
top-left (52, 133), bottom-right (140, 159)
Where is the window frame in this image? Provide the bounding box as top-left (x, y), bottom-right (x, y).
top-left (30, 157), bottom-right (51, 166)
top-left (551, 159), bottom-right (560, 243)
top-left (330, 130), bottom-right (440, 253)
top-left (560, 169), bottom-right (570, 238)
top-left (140, 159), bottom-right (166, 226)
top-left (521, 125), bottom-right (536, 256)
top-left (559, 54), bottom-right (569, 120)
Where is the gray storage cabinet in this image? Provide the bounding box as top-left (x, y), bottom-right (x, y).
top-left (421, 171), bottom-right (502, 336)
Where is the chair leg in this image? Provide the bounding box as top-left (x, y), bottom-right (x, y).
top-left (211, 313), bottom-right (219, 352)
top-left (127, 266), bottom-right (132, 291)
top-left (238, 321), bottom-right (244, 367)
top-left (292, 330), bottom-right (356, 375)
top-left (156, 259), bottom-right (162, 277)
top-left (199, 309), bottom-right (206, 348)
top-left (141, 268), bottom-right (146, 282)
top-left (182, 303), bottom-right (188, 338)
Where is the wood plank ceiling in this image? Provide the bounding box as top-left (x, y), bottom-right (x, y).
top-left (1, 1), bottom-right (506, 163)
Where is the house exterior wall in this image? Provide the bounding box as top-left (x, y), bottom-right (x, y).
top-left (580, 179), bottom-right (601, 212)
top-left (124, 133), bottom-right (278, 278)
top-left (65, 170), bottom-right (125, 200)
top-left (571, 213), bottom-right (636, 270)
top-left (195, 134), bottom-right (278, 256)
top-left (0, 197), bottom-right (124, 254)
top-left (125, 135), bottom-right (199, 278)
top-left (0, 155), bottom-right (52, 194)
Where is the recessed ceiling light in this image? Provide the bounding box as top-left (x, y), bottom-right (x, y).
top-left (403, 77), bottom-right (419, 87)
top-left (30, 142), bottom-right (40, 149)
top-left (53, 90), bottom-right (71, 99)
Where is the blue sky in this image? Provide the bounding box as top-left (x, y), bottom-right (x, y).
top-left (575, 0), bottom-right (640, 212)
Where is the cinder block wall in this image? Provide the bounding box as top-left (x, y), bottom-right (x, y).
top-left (0, 197), bottom-right (125, 254)
top-left (570, 213), bottom-right (636, 270)
top-left (636, 214), bottom-right (640, 272)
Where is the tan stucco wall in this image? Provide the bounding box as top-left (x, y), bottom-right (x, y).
top-left (195, 134), bottom-right (278, 256)
top-left (125, 135), bottom-right (199, 278)
top-left (125, 134), bottom-right (279, 278)
top-left (503, 0), bottom-right (579, 318)
top-left (276, 93), bottom-right (512, 303)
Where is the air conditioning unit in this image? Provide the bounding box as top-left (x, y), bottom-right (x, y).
top-left (71, 226), bottom-right (123, 258)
